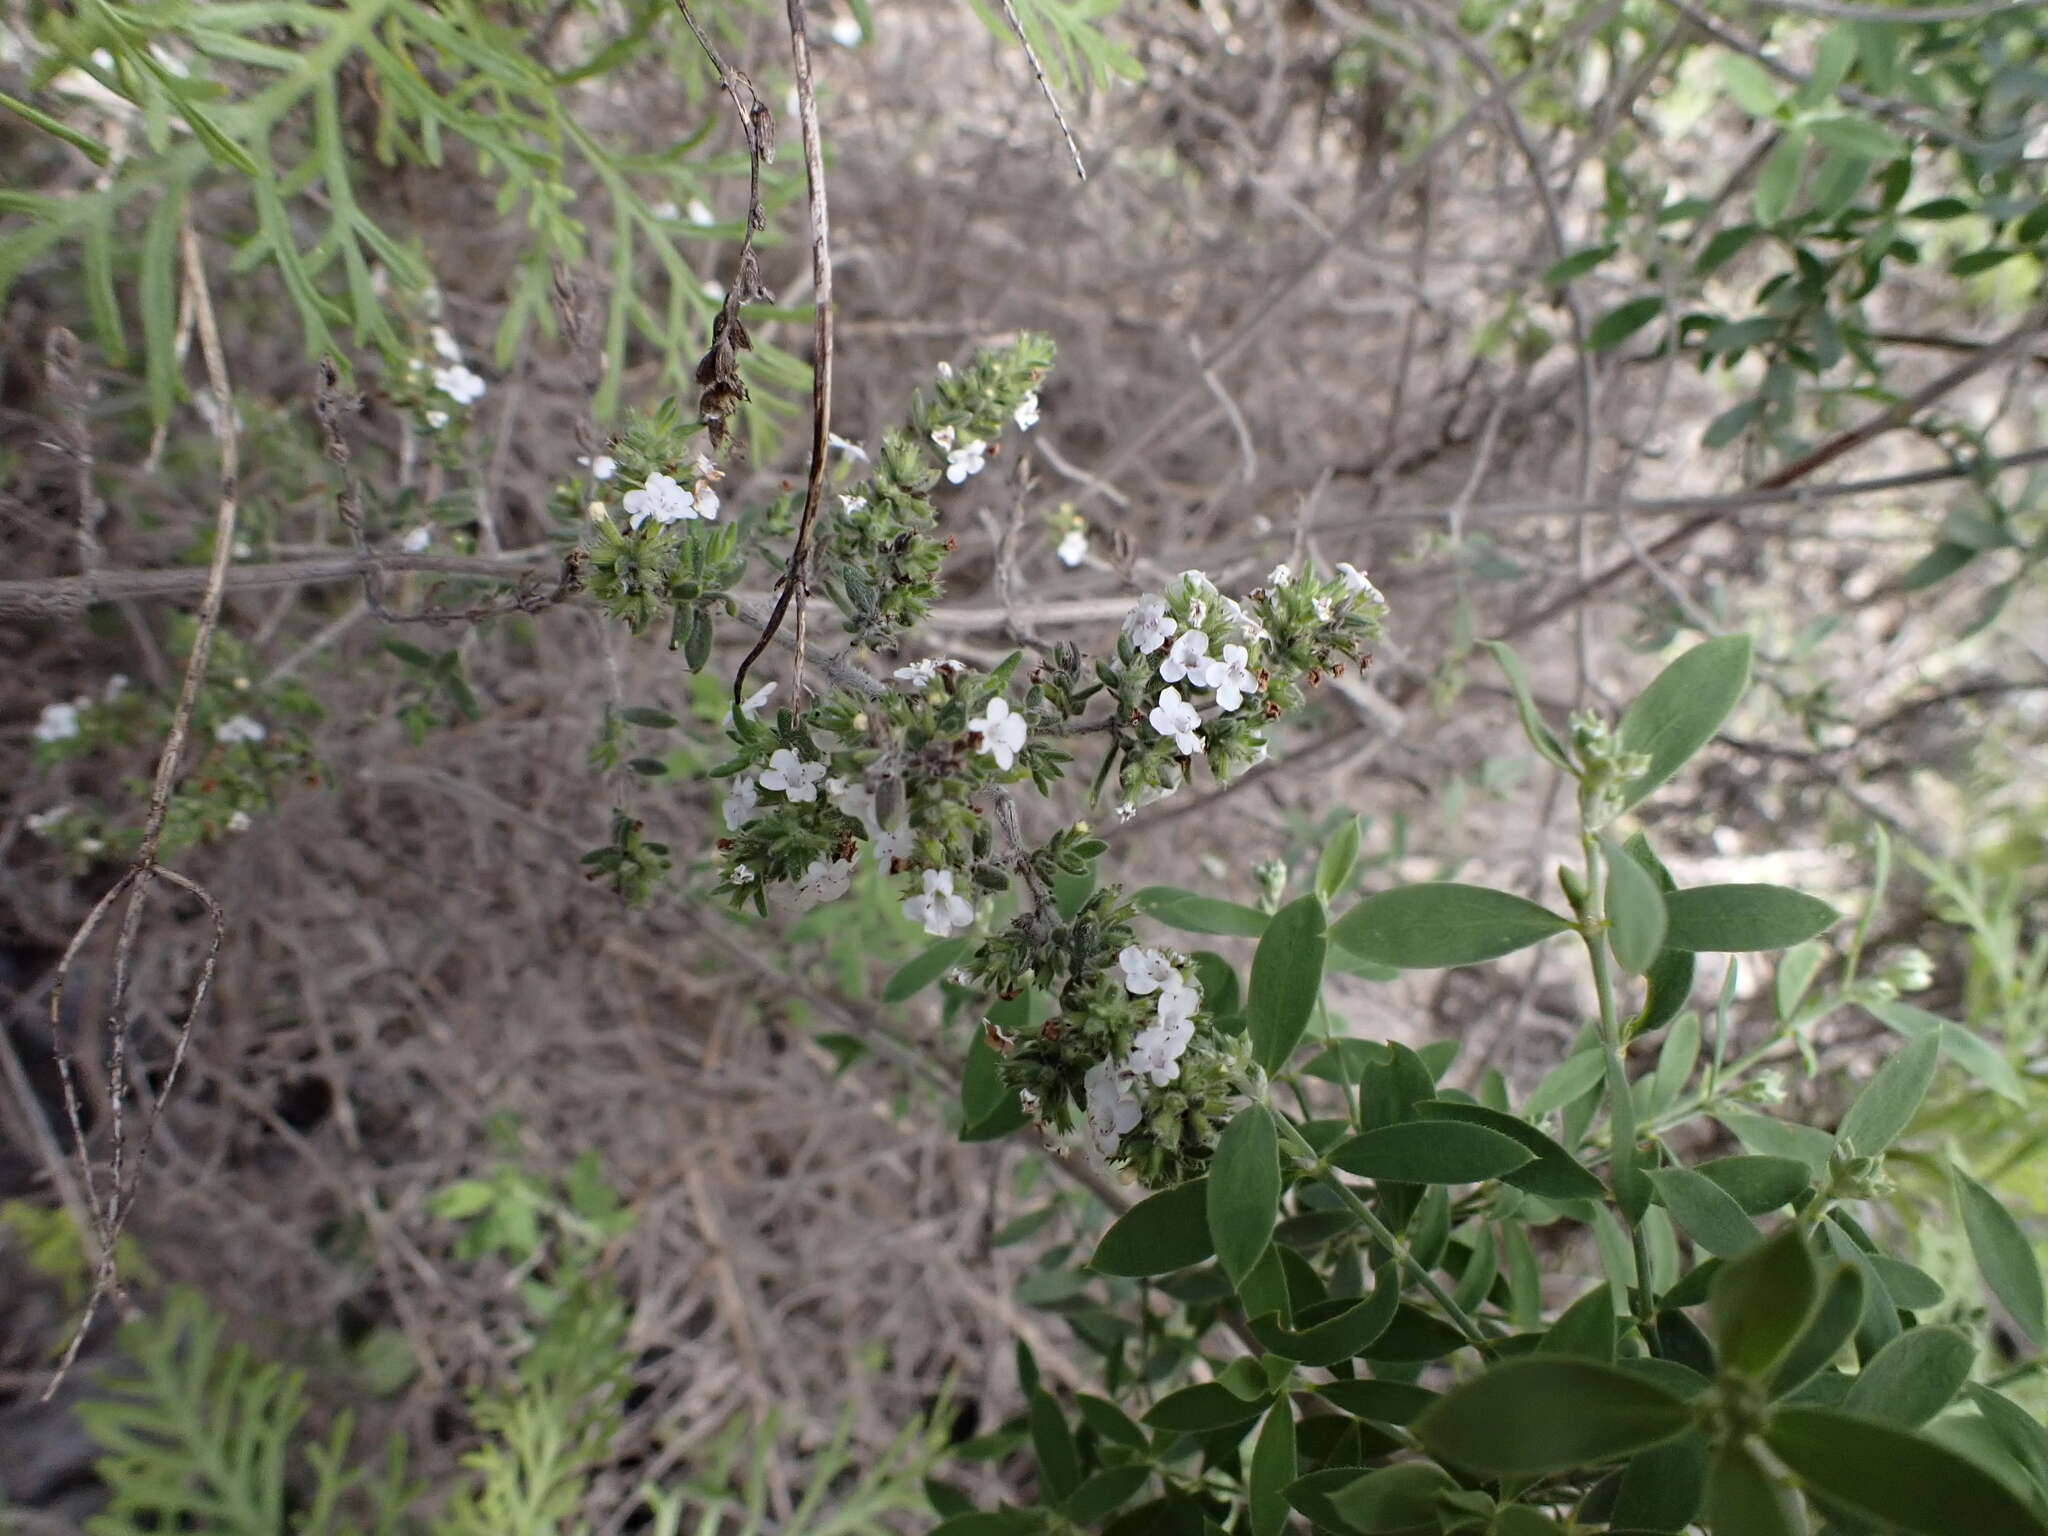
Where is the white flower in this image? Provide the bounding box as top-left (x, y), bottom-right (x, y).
top-left (692, 451), bottom-right (724, 485)
top-left (703, 279), bottom-right (727, 301)
top-left (580, 454), bottom-right (618, 481)
top-left (760, 748), bottom-right (825, 803)
top-left (1216, 595), bottom-right (1269, 645)
top-left (730, 863), bottom-right (756, 884)
top-left (936, 360), bottom-right (955, 379)
top-left (226, 810), bottom-right (253, 833)
top-left (1335, 562), bottom-right (1383, 604)
top-left (1118, 946), bottom-right (1177, 996)
top-left (870, 821), bottom-right (914, 869)
top-left (1056, 527), bottom-right (1089, 568)
top-left (623, 472), bottom-right (698, 529)
top-left (1156, 974), bottom-right (1201, 1031)
top-left (1116, 801), bottom-right (1137, 823)
top-left (839, 493), bottom-right (868, 517)
top-left (431, 363), bottom-right (487, 405)
top-left (1161, 630), bottom-right (1211, 686)
top-left (723, 772), bottom-right (761, 831)
top-left (795, 856), bottom-right (856, 909)
top-left (739, 681), bottom-right (778, 720)
top-left (424, 409), bottom-right (450, 431)
top-left (931, 424), bottom-right (956, 451)
top-left (894, 657), bottom-right (964, 689)
top-left (944, 439), bottom-right (988, 484)
top-left (1314, 596), bottom-right (1334, 623)
top-left (25, 806), bottom-right (71, 835)
top-left (1014, 392), bottom-right (1041, 431)
top-left (967, 696), bottom-right (1028, 770)
top-left (653, 199), bottom-right (680, 220)
top-left (829, 432), bottom-right (870, 462)
top-left (1019, 1087), bottom-right (1042, 1119)
top-left (33, 701), bottom-right (82, 743)
top-left (1149, 687), bottom-right (1202, 755)
top-left (903, 868), bottom-right (975, 937)
top-left (104, 675), bottom-right (129, 700)
top-left (829, 13), bottom-right (863, 45)
top-left (687, 197), bottom-right (716, 225)
top-left (1084, 1060), bottom-right (1143, 1157)
top-left (1205, 644), bottom-right (1258, 713)
top-left (400, 525), bottom-right (432, 554)
top-left (1267, 564), bottom-right (1293, 587)
top-left (1123, 595), bottom-right (1178, 656)
top-left (429, 325), bottom-right (463, 362)
top-left (217, 714), bottom-right (266, 745)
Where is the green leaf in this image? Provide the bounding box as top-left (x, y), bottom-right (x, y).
top-left (1062, 1466), bottom-right (1149, 1527)
top-left (1248, 1400), bottom-right (1296, 1536)
top-left (1329, 1122), bottom-right (1532, 1185)
top-left (1768, 1261), bottom-right (1865, 1398)
top-left (1210, 1107), bottom-right (1282, 1289)
top-left (1721, 54), bottom-right (1785, 117)
top-left (1955, 1167), bottom-right (2048, 1349)
top-left (1712, 1226), bottom-right (1819, 1379)
top-left (1766, 1407), bottom-right (2048, 1536)
top-left (1090, 1179), bottom-right (1215, 1276)
top-left (1717, 1110), bottom-right (1835, 1175)
top-left (1696, 1155), bottom-right (1813, 1215)
top-left (1543, 243), bottom-right (1617, 286)
top-left (1703, 397), bottom-right (1767, 450)
top-left (1799, 28), bottom-right (1858, 106)
top-left (1807, 116), bottom-right (1907, 162)
top-left (1316, 817), bottom-right (1363, 902)
top-left (1837, 1033), bottom-right (1938, 1157)
top-left (883, 938), bottom-right (975, 1003)
top-left (1132, 886), bottom-right (1269, 938)
top-left (1328, 1464), bottom-right (1453, 1532)
top-left (1525, 1049), bottom-right (1607, 1118)
top-left (1589, 295), bottom-right (1664, 352)
top-left (1330, 884), bottom-right (1572, 970)
top-left (1697, 224), bottom-right (1761, 274)
top-left (1414, 1101), bottom-right (1604, 1201)
top-left (1484, 640), bottom-right (1572, 769)
top-left (1412, 1357), bottom-right (1692, 1477)
top-left (1845, 1326), bottom-right (1974, 1426)
top-left (1142, 1382), bottom-right (1271, 1433)
top-left (1030, 1391), bottom-right (1081, 1500)
top-left (1248, 896), bottom-right (1328, 1074)
top-left (1866, 999), bottom-right (2024, 1105)
top-left (1248, 1272), bottom-right (1400, 1366)
top-left (1661, 885), bottom-right (1839, 952)
top-left (1704, 1436), bottom-right (1808, 1536)
top-left (1756, 135), bottom-right (1806, 225)
top-left (622, 707), bottom-right (679, 728)
top-left (1316, 1380), bottom-right (1438, 1424)
top-left (1649, 1167), bottom-right (1764, 1258)
top-left (1617, 636), bottom-right (1753, 810)
top-left (1605, 839), bottom-right (1669, 975)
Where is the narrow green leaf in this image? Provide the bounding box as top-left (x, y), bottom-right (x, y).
top-left (1414, 1100), bottom-right (1604, 1201)
top-left (1328, 1464), bottom-right (1453, 1531)
top-left (1328, 1122), bottom-right (1532, 1185)
top-left (0, 88), bottom-right (112, 164)
top-left (1618, 635), bottom-right (1753, 810)
top-left (1867, 999), bottom-right (2024, 1105)
top-left (1589, 295), bottom-right (1664, 352)
top-left (1837, 1033), bottom-right (1939, 1157)
top-left (1766, 1406), bottom-right (2048, 1536)
top-left (1846, 1326), bottom-right (1974, 1426)
top-left (1649, 1167), bottom-right (1764, 1258)
top-left (1704, 1436), bottom-right (1808, 1536)
top-left (1131, 886), bottom-right (1268, 938)
top-left (1662, 885), bottom-right (1839, 953)
top-left (1090, 1179), bottom-right (1214, 1277)
top-left (1542, 243), bottom-right (1617, 287)
top-left (1756, 135), bottom-right (1805, 225)
top-left (1716, 1110), bottom-right (1835, 1174)
top-left (622, 707), bottom-right (679, 728)
top-left (1316, 1380), bottom-right (1438, 1424)
top-left (883, 937), bottom-right (974, 1002)
top-left (1142, 1382), bottom-right (1271, 1433)
top-left (1605, 840), bottom-right (1669, 975)
top-left (1030, 1391), bottom-right (1081, 1500)
top-left (1525, 1049), bottom-right (1607, 1118)
top-left (1315, 817), bottom-right (1363, 902)
top-left (1712, 1226), bottom-right (1819, 1379)
top-left (1210, 1106), bottom-right (1282, 1289)
top-left (1248, 896), bottom-right (1328, 1074)
top-left (1721, 54), bottom-right (1785, 117)
top-left (1412, 1357), bottom-right (1692, 1477)
top-left (1330, 884), bottom-right (1572, 970)
top-left (1248, 1400), bottom-right (1296, 1536)
top-left (1247, 1279), bottom-right (1399, 1366)
top-left (1062, 1466), bottom-right (1149, 1527)
top-left (1808, 116), bottom-right (1907, 162)
top-left (1955, 1167), bottom-right (2048, 1349)
top-left (1768, 1262), bottom-right (1865, 1399)
top-left (1484, 640), bottom-right (1572, 770)
top-left (1696, 1155), bottom-right (1813, 1215)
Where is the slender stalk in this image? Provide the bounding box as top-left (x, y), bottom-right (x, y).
top-left (1579, 837), bottom-right (1657, 1331)
top-left (1273, 1114), bottom-right (1488, 1349)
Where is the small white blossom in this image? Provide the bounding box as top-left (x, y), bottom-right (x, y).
top-left (829, 13), bottom-right (863, 45)
top-left (839, 493), bottom-right (868, 517)
top-left (652, 199), bottom-right (680, 220)
top-left (829, 432), bottom-right (870, 462)
top-left (78, 837), bottom-right (105, 856)
top-left (967, 696), bottom-right (1028, 770)
top-left (1148, 687), bottom-right (1202, 755)
top-left (1267, 563), bottom-right (1293, 587)
top-left (902, 868), bottom-right (975, 937)
top-left (687, 455), bottom-right (722, 520)
top-left (738, 681), bottom-right (778, 720)
top-left (687, 197), bottom-right (716, 225)
top-left (33, 701), bottom-right (82, 743)
top-left (217, 714), bottom-right (266, 745)
top-left (1314, 596), bottom-right (1334, 623)
top-left (431, 363), bottom-right (487, 405)
top-left (226, 810), bottom-right (253, 833)
top-left (936, 360), bottom-right (955, 379)
top-left (1205, 643), bottom-right (1258, 713)
top-left (429, 324), bottom-right (463, 362)
top-left (894, 657), bottom-right (964, 689)
top-left (760, 748), bottom-right (826, 803)
top-left (1019, 1087), bottom-right (1041, 1119)
top-left (424, 408), bottom-right (450, 431)
top-left (870, 821), bottom-right (914, 869)
top-left (579, 454), bottom-right (618, 481)
top-left (794, 855), bottom-right (856, 909)
top-left (104, 675), bottom-right (129, 700)
top-left (944, 439), bottom-right (988, 484)
top-left (703, 279), bottom-right (727, 301)
top-left (1123, 595), bottom-right (1178, 656)
top-left (1156, 974), bottom-right (1201, 1031)
top-left (1056, 527), bottom-right (1089, 567)
top-left (623, 472), bottom-right (698, 529)
top-left (723, 772), bottom-right (761, 831)
top-left (1335, 562), bottom-right (1383, 604)
top-left (1161, 630), bottom-right (1211, 686)
top-left (1084, 1060), bottom-right (1143, 1157)
top-left (400, 525), bottom-right (432, 554)
top-left (730, 863), bottom-right (757, 884)
top-left (1116, 801), bottom-right (1137, 823)
top-left (931, 424), bottom-right (957, 451)
top-left (1014, 392), bottom-right (1041, 431)
top-left (25, 806), bottom-right (71, 835)
top-left (1118, 945), bottom-right (1177, 996)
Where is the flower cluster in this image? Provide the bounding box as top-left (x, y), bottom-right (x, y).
top-left (392, 323), bottom-right (489, 436)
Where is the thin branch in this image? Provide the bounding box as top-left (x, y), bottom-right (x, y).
top-left (994, 0), bottom-right (1087, 180)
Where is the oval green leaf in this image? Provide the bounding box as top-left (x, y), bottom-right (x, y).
top-left (1248, 895), bottom-right (1328, 1074)
top-left (1956, 1166), bottom-right (2048, 1350)
top-left (1210, 1106), bottom-right (1282, 1289)
top-left (1132, 885), bottom-right (1269, 938)
top-left (1766, 1406), bottom-right (2048, 1536)
top-left (1837, 1033), bottom-right (1939, 1158)
top-left (1618, 634), bottom-right (1753, 811)
top-left (883, 936), bottom-right (976, 1002)
top-left (1330, 884), bottom-right (1573, 971)
top-left (1649, 1166), bottom-right (1765, 1259)
top-left (1845, 1325), bottom-right (1974, 1427)
top-left (1712, 1225), bottom-right (1820, 1380)
top-left (1090, 1179), bottom-right (1215, 1277)
top-left (1605, 839), bottom-right (1669, 975)
top-left (1329, 1121), bottom-right (1533, 1185)
top-left (1415, 1100), bottom-right (1605, 1201)
top-left (1662, 885), bottom-right (1840, 953)
top-left (1412, 1357), bottom-right (1693, 1477)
